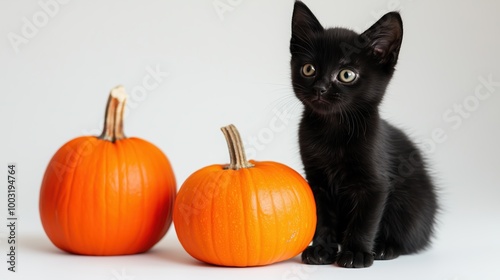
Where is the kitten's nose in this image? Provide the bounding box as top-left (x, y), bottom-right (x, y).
top-left (314, 83), bottom-right (330, 96)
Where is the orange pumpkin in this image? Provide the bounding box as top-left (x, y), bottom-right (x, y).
top-left (173, 124), bottom-right (316, 267)
top-left (39, 86), bottom-right (176, 255)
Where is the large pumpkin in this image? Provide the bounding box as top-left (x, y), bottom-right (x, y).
top-left (173, 124), bottom-right (316, 267)
top-left (39, 86), bottom-right (176, 255)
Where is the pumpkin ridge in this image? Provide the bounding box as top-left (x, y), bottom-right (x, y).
top-left (208, 170), bottom-right (225, 265)
top-left (134, 139), bottom-right (154, 251)
top-left (275, 165), bottom-right (294, 260)
top-left (75, 138), bottom-right (99, 252)
top-left (244, 167), bottom-right (260, 265)
top-left (237, 168), bottom-right (249, 265)
top-left (128, 138), bottom-right (148, 252)
top-left (62, 138), bottom-right (90, 253)
top-left (274, 171), bottom-right (290, 262)
top-left (288, 172), bottom-right (307, 259)
top-left (269, 170), bottom-right (281, 262)
top-left (288, 174), bottom-right (305, 258)
top-left (254, 169), bottom-right (264, 265)
top-left (98, 140), bottom-right (110, 254)
top-left (266, 169), bottom-right (279, 264)
top-left (115, 139), bottom-right (126, 252)
top-left (251, 166), bottom-right (268, 264)
top-left (189, 169), bottom-right (210, 262)
top-left (84, 138), bottom-right (101, 253)
top-left (272, 164), bottom-right (293, 261)
top-left (222, 174), bottom-right (234, 265)
top-left (294, 177), bottom-right (311, 256)
top-left (140, 140), bottom-right (158, 247)
top-left (186, 172), bottom-right (202, 261)
top-left (107, 140), bottom-right (121, 253)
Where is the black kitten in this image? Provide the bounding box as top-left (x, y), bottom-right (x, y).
top-left (290, 1), bottom-right (438, 268)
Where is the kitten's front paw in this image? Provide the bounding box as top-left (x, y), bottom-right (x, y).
top-left (336, 251), bottom-right (374, 268)
top-left (374, 244), bottom-right (400, 260)
top-left (301, 245), bottom-right (337, 265)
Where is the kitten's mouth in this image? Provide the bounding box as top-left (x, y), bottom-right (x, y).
top-left (307, 97), bottom-right (336, 114)
top-left (303, 93), bottom-right (343, 114)
top-left (311, 96), bottom-right (329, 104)
top-left (296, 91), bottom-right (343, 114)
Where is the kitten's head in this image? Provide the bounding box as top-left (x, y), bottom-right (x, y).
top-left (290, 1), bottom-right (403, 115)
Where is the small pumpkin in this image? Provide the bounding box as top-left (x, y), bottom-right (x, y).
top-left (173, 124), bottom-right (316, 267)
top-left (39, 86), bottom-right (176, 255)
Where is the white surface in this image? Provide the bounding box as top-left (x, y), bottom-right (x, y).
top-left (6, 230), bottom-right (500, 280)
top-left (1, 0), bottom-right (500, 279)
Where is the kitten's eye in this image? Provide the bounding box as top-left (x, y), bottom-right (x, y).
top-left (301, 64), bottom-right (316, 77)
top-left (338, 69), bottom-right (357, 83)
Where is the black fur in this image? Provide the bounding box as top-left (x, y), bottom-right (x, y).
top-left (290, 1), bottom-right (438, 268)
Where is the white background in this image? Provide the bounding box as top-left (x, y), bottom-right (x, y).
top-left (1, 0), bottom-right (500, 279)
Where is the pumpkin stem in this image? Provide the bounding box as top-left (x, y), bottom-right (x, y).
top-left (99, 85), bottom-right (127, 142)
top-left (221, 124), bottom-right (255, 170)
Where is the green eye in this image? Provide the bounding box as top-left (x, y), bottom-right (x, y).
top-left (302, 64), bottom-right (316, 77)
top-left (338, 69), bottom-right (357, 83)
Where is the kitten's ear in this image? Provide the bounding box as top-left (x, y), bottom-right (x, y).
top-left (361, 12), bottom-right (403, 67)
top-left (291, 1), bottom-right (323, 48)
